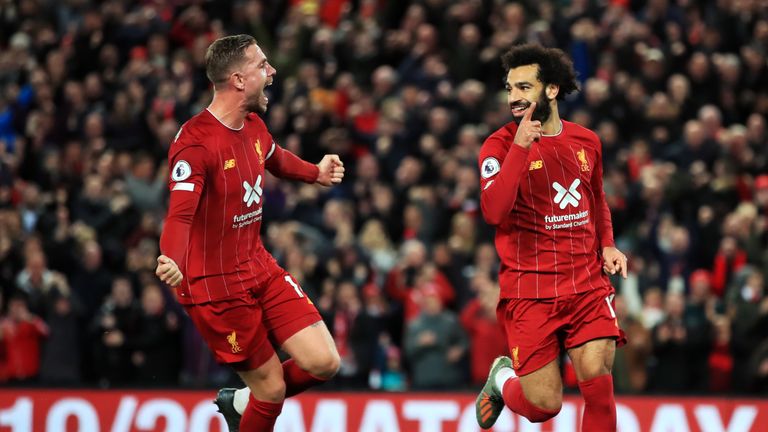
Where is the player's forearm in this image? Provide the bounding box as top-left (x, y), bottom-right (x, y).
top-left (159, 217), bottom-right (192, 274)
top-left (480, 145), bottom-right (530, 226)
top-left (159, 193), bottom-right (199, 273)
top-left (266, 146), bottom-right (320, 183)
top-left (592, 165), bottom-right (615, 247)
top-left (596, 198), bottom-right (615, 248)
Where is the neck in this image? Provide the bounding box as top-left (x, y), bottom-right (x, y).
top-left (207, 90), bottom-right (246, 130)
top-left (542, 106), bottom-right (562, 136)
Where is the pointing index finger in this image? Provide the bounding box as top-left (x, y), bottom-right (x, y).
top-left (523, 101), bottom-right (536, 122)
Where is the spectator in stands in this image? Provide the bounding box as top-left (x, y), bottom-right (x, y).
top-left (613, 295), bottom-right (651, 393)
top-left (640, 287), bottom-right (665, 330)
top-left (460, 275), bottom-right (507, 386)
top-left (712, 236), bottom-right (748, 298)
top-left (91, 276), bottom-right (141, 386)
top-left (124, 153), bottom-right (166, 213)
top-left (404, 284), bottom-right (466, 390)
top-left (0, 293), bottom-right (48, 383)
top-left (386, 240), bottom-right (455, 323)
top-left (320, 280), bottom-right (380, 389)
top-left (380, 345), bottom-right (407, 392)
top-left (708, 316), bottom-right (733, 393)
top-left (70, 240), bottom-right (112, 319)
top-left (649, 291), bottom-right (710, 393)
top-left (130, 283), bottom-right (181, 386)
top-left (728, 268), bottom-right (768, 392)
top-left (15, 247), bottom-right (58, 316)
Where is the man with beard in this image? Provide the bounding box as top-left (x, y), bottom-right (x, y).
top-left (474, 44), bottom-right (627, 431)
top-left (155, 35), bottom-right (344, 431)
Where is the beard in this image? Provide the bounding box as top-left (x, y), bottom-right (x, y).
top-left (245, 90), bottom-right (268, 114)
top-left (511, 88), bottom-right (552, 125)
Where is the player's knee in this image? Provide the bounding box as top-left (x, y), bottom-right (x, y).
top-left (313, 349), bottom-right (341, 379)
top-left (296, 347), bottom-right (340, 378)
top-left (579, 364), bottom-right (611, 381)
top-left (249, 376), bottom-right (286, 403)
top-left (527, 393), bottom-right (562, 419)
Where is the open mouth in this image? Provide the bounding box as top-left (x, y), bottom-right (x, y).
top-left (510, 102), bottom-right (530, 116)
top-left (262, 80), bottom-right (273, 104)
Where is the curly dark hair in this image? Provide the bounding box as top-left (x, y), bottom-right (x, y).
top-left (501, 44), bottom-right (579, 100)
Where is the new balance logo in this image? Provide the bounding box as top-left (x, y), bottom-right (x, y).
top-left (552, 179), bottom-right (581, 209)
top-left (243, 175), bottom-right (263, 207)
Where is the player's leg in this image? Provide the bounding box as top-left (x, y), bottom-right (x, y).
top-left (221, 270), bottom-right (339, 419)
top-left (476, 298), bottom-right (563, 428)
top-left (184, 296), bottom-right (282, 432)
top-left (568, 338), bottom-right (616, 432)
top-left (262, 270), bottom-right (339, 395)
top-left (235, 353), bottom-right (285, 432)
top-left (565, 287), bottom-right (625, 432)
top-left (279, 319), bottom-right (340, 395)
top-left (224, 320), bottom-right (339, 417)
top-left (491, 358), bottom-right (563, 420)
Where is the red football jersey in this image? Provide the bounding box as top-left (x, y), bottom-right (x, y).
top-left (160, 110), bottom-right (318, 304)
top-left (478, 120), bottom-right (615, 299)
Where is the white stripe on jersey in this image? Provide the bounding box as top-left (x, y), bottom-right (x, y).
top-left (172, 182), bottom-right (195, 191)
top-left (538, 145), bottom-right (559, 297)
top-left (266, 141), bottom-right (276, 160)
top-left (218, 145), bottom-right (230, 297)
top-left (526, 166), bottom-right (539, 298)
top-left (553, 142), bottom-right (578, 294)
top-left (567, 142), bottom-right (596, 292)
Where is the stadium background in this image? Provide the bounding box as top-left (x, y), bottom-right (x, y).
top-left (0, 0), bottom-right (767, 430)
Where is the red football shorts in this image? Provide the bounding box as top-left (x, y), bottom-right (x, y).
top-left (184, 268), bottom-right (322, 371)
top-left (496, 285), bottom-right (627, 376)
top-left (258, 270), bottom-right (323, 347)
top-left (184, 295), bottom-right (274, 371)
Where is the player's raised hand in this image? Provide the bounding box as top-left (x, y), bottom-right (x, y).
top-left (316, 154), bottom-right (345, 186)
top-left (513, 101), bottom-right (542, 149)
top-left (601, 246), bottom-right (628, 279)
top-left (156, 255), bottom-right (184, 287)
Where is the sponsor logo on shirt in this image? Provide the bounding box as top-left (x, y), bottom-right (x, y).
top-left (233, 176), bottom-right (264, 228)
top-left (553, 179), bottom-right (581, 209)
top-left (232, 208), bottom-right (262, 229)
top-left (255, 139), bottom-right (264, 164)
top-left (242, 175), bottom-right (263, 207)
top-left (224, 159), bottom-right (236, 170)
top-left (529, 160), bottom-right (543, 170)
top-left (480, 157), bottom-right (500, 179)
top-left (545, 179), bottom-right (590, 230)
top-left (227, 331), bottom-right (243, 353)
top-left (576, 148), bottom-right (590, 171)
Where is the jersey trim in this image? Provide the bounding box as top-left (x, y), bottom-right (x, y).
top-left (172, 182), bottom-right (195, 192)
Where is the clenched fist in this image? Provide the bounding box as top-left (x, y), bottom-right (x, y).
top-left (316, 154), bottom-right (345, 186)
top-left (156, 255), bottom-right (183, 287)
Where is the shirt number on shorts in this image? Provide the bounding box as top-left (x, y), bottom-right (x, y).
top-left (285, 275), bottom-right (305, 298)
top-left (605, 294), bottom-right (616, 318)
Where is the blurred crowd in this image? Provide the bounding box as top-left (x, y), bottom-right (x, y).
top-left (0, 0), bottom-right (767, 395)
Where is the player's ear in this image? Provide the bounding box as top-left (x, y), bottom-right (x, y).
top-left (546, 83), bottom-right (559, 101)
top-left (232, 72), bottom-right (245, 91)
